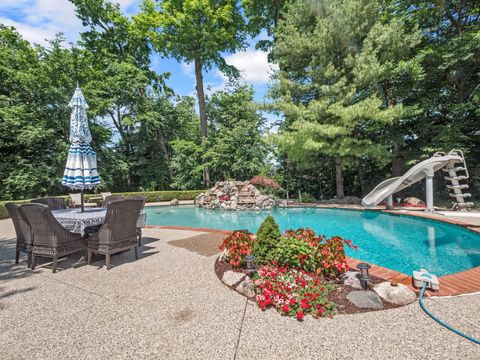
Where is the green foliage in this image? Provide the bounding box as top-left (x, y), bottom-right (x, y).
top-left (170, 140), bottom-right (204, 190)
top-left (271, 0), bottom-right (422, 198)
top-left (253, 216), bottom-right (282, 264)
top-left (205, 84), bottom-right (268, 181)
top-left (273, 234), bottom-right (317, 272)
top-left (136, 0), bottom-right (249, 180)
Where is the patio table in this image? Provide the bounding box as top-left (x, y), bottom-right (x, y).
top-left (52, 208), bottom-right (146, 236)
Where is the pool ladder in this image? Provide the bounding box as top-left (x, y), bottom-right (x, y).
top-left (442, 150), bottom-right (474, 211)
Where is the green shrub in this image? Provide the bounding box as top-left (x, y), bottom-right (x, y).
top-left (300, 193), bottom-right (316, 203)
top-left (253, 216), bottom-right (281, 264)
top-left (273, 234), bottom-right (317, 272)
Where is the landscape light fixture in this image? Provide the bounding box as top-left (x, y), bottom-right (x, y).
top-left (356, 263), bottom-right (372, 290)
top-left (245, 255), bottom-right (256, 276)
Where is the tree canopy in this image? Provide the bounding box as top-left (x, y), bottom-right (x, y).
top-left (0, 0), bottom-right (479, 206)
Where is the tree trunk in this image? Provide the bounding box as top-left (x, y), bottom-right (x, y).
top-left (357, 159), bottom-right (366, 196)
top-left (392, 142), bottom-right (403, 177)
top-left (157, 130), bottom-right (173, 180)
top-left (194, 57), bottom-right (210, 186)
top-left (335, 155), bottom-right (344, 199)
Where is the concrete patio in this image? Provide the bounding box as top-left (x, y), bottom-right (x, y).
top-left (0, 218), bottom-right (479, 359)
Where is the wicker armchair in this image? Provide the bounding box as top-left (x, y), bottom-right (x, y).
top-left (127, 196), bottom-right (146, 246)
top-left (101, 195), bottom-right (124, 208)
top-left (101, 192), bottom-right (112, 200)
top-left (31, 197), bottom-right (66, 210)
top-left (87, 199), bottom-right (143, 270)
top-left (19, 204), bottom-right (86, 273)
top-left (69, 193), bottom-right (96, 208)
top-left (5, 203), bottom-right (33, 267)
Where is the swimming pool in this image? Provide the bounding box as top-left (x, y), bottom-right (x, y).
top-left (145, 206), bottom-right (480, 276)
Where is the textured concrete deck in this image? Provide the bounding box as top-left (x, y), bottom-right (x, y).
top-left (1, 219), bottom-right (479, 359)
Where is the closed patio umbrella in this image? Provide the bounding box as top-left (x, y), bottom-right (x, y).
top-left (62, 85), bottom-right (101, 211)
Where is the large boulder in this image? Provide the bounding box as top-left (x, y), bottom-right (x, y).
top-left (222, 270), bottom-right (245, 287)
top-left (373, 282), bottom-right (417, 306)
top-left (236, 277), bottom-right (255, 298)
top-left (343, 271), bottom-right (363, 289)
top-left (403, 197), bottom-right (425, 206)
top-left (346, 290), bottom-right (384, 309)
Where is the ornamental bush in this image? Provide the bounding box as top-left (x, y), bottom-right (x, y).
top-left (219, 230), bottom-right (255, 268)
top-left (276, 228), bottom-right (357, 278)
top-left (273, 233), bottom-right (318, 272)
top-left (253, 216), bottom-right (281, 264)
top-left (254, 265), bottom-right (336, 319)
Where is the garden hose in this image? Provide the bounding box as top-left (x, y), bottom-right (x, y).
top-left (419, 282), bottom-right (480, 345)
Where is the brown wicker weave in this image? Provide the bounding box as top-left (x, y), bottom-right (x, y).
top-left (19, 204), bottom-right (86, 273)
top-left (127, 196), bottom-right (146, 246)
top-left (101, 195), bottom-right (124, 208)
top-left (31, 197), bottom-right (66, 210)
top-left (5, 203), bottom-right (33, 267)
top-left (87, 199), bottom-right (143, 270)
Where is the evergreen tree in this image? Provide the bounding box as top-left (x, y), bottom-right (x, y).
top-left (272, 0), bottom-right (421, 198)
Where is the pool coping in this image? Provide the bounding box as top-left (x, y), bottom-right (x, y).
top-left (144, 206), bottom-right (480, 297)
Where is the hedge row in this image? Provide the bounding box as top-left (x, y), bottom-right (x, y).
top-left (0, 190), bottom-right (203, 220)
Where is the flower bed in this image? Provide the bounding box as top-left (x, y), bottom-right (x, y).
top-left (254, 265), bottom-right (336, 319)
top-left (216, 217), bottom-right (408, 319)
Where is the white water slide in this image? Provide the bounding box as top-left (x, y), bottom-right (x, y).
top-left (362, 150), bottom-right (473, 212)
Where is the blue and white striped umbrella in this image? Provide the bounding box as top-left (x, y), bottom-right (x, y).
top-left (61, 85), bottom-right (101, 189)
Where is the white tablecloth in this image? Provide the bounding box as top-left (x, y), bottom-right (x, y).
top-left (52, 208), bottom-right (146, 236)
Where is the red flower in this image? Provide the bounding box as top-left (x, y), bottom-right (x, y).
top-left (282, 305), bottom-right (289, 313)
top-left (297, 310), bottom-right (304, 320)
top-left (289, 298), bottom-right (296, 305)
top-left (317, 304), bottom-right (324, 316)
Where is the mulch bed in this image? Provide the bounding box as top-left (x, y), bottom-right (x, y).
top-left (214, 258), bottom-right (404, 315)
top-left (168, 232), bottom-right (226, 257)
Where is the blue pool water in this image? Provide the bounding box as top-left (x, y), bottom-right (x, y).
top-left (145, 206), bottom-right (480, 276)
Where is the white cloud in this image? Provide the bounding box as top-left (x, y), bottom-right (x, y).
top-left (220, 49), bottom-right (278, 84)
top-left (0, 0), bottom-right (138, 46)
top-left (181, 62), bottom-right (195, 78)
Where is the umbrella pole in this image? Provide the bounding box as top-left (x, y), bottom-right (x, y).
top-left (81, 189), bottom-right (85, 213)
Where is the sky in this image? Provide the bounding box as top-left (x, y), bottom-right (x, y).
top-left (0, 0), bottom-right (278, 115)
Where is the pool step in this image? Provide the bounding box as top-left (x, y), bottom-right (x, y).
top-left (444, 175), bottom-right (468, 181)
top-left (447, 184), bottom-right (469, 190)
top-left (442, 166), bottom-right (466, 172)
top-left (449, 193), bottom-right (471, 198)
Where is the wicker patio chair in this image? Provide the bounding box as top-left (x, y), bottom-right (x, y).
top-left (127, 196), bottom-right (146, 246)
top-left (19, 204), bottom-right (87, 273)
top-left (101, 192), bottom-right (112, 200)
top-left (69, 193), bottom-right (96, 208)
top-left (101, 195), bottom-right (124, 208)
top-left (5, 203), bottom-right (33, 267)
top-left (87, 199), bottom-right (143, 270)
top-left (31, 197), bottom-right (66, 210)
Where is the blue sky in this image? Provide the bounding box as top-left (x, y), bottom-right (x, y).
top-left (0, 0), bottom-right (277, 109)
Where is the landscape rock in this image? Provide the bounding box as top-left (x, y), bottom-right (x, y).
top-left (373, 282), bottom-right (417, 306)
top-left (343, 271), bottom-right (363, 289)
top-left (222, 270), bottom-right (245, 287)
top-left (346, 290), bottom-right (384, 309)
top-left (170, 199), bottom-right (179, 206)
top-left (403, 197), bottom-right (425, 206)
top-left (236, 277), bottom-right (255, 298)
top-left (195, 181), bottom-right (280, 211)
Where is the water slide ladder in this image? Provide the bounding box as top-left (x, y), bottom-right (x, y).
top-left (441, 150), bottom-right (474, 210)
